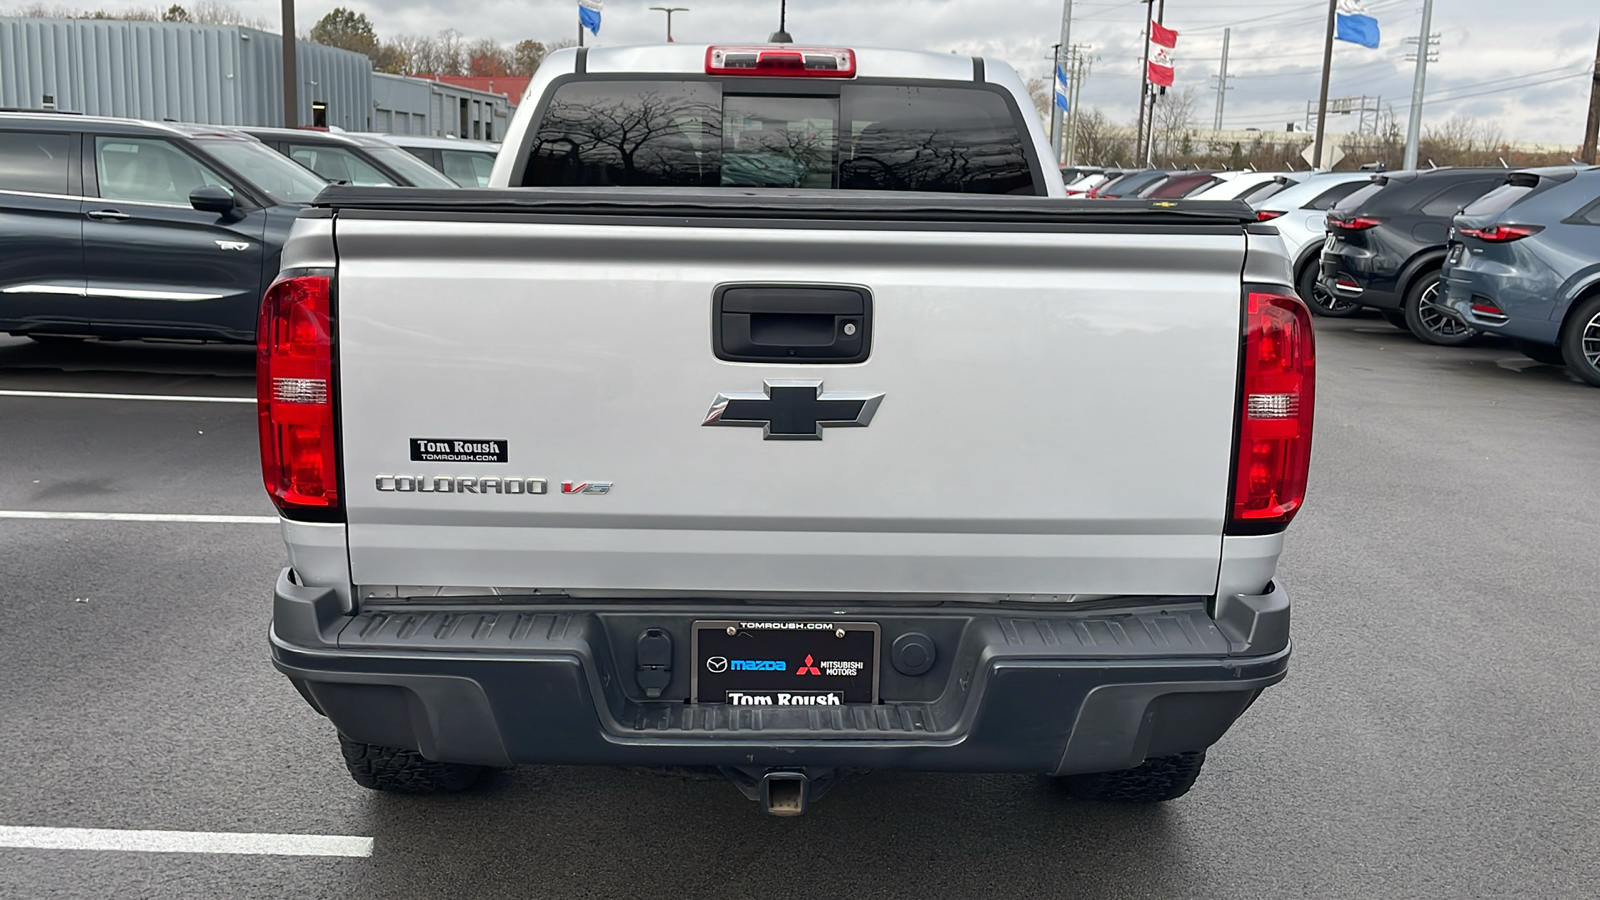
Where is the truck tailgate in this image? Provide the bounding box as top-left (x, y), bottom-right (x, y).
top-left (334, 211), bottom-right (1247, 598)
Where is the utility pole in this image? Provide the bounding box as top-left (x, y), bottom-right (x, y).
top-left (1065, 46), bottom-right (1091, 166)
top-left (1134, 0), bottom-right (1154, 164)
top-left (1213, 27), bottom-right (1230, 131)
top-left (1312, 0), bottom-right (1336, 169)
top-left (650, 7), bottom-right (688, 43)
top-left (1403, 0), bottom-right (1436, 170)
top-left (280, 0), bottom-right (297, 127)
top-left (1051, 0), bottom-right (1074, 165)
top-left (1581, 21), bottom-right (1599, 165)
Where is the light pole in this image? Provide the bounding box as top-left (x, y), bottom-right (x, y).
top-left (280, 0), bottom-right (297, 127)
top-left (650, 7), bottom-right (688, 43)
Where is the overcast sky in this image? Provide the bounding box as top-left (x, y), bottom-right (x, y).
top-left (101, 0), bottom-right (1600, 144)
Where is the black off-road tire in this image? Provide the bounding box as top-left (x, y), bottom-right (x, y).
top-left (1056, 751), bottom-right (1207, 803)
top-left (1560, 294), bottom-right (1600, 387)
top-left (1298, 262), bottom-right (1361, 317)
top-left (1511, 339), bottom-right (1566, 367)
top-left (1380, 309), bottom-right (1409, 329)
top-left (338, 735), bottom-right (485, 794)
top-left (1403, 269), bottom-right (1478, 346)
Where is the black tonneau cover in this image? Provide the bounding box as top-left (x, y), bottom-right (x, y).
top-left (309, 186), bottom-right (1260, 229)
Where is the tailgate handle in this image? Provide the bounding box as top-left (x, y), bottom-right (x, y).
top-left (714, 285), bottom-right (872, 364)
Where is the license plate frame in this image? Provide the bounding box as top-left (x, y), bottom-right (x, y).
top-left (690, 620), bottom-right (881, 706)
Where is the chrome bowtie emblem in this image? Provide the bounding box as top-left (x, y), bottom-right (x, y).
top-left (702, 380), bottom-right (884, 441)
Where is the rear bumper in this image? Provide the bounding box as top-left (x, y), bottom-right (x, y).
top-left (1442, 266), bottom-right (1562, 344)
top-left (270, 570), bottom-right (1291, 776)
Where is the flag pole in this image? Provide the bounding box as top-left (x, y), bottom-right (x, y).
top-left (1312, 0), bottom-right (1336, 169)
top-left (1051, 0), bottom-right (1074, 166)
top-left (1134, 0), bottom-right (1153, 164)
top-left (1149, 0), bottom-right (1164, 166)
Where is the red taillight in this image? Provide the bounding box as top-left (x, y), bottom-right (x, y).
top-left (1471, 298), bottom-right (1506, 316)
top-left (1230, 290), bottom-right (1316, 531)
top-left (1256, 210), bottom-right (1286, 222)
top-left (706, 46), bottom-right (856, 78)
top-left (1328, 215), bottom-right (1384, 230)
top-left (1458, 224), bottom-right (1542, 243)
top-left (257, 274), bottom-right (338, 512)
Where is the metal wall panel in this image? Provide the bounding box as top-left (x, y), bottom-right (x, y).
top-left (0, 18), bottom-right (371, 128)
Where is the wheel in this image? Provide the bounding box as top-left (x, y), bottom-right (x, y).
top-left (338, 734), bottom-right (485, 793)
top-left (1379, 309), bottom-right (1409, 329)
top-left (1055, 751), bottom-right (1206, 803)
top-left (1560, 294), bottom-right (1600, 387)
top-left (1511, 340), bottom-right (1566, 367)
top-left (1297, 262), bottom-right (1361, 317)
top-left (1402, 270), bottom-right (1478, 346)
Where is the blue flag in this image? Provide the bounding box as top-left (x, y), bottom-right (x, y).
top-left (1054, 65), bottom-right (1071, 113)
top-left (579, 0), bottom-right (602, 36)
top-left (1335, 1), bottom-right (1379, 49)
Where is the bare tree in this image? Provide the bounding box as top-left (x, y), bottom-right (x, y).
top-left (1024, 76), bottom-right (1053, 132)
top-left (1071, 108), bottom-right (1129, 166)
top-left (1149, 87), bottom-right (1197, 163)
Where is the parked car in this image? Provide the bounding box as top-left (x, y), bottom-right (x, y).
top-left (1140, 170), bottom-right (1220, 199)
top-left (0, 112), bottom-right (329, 342)
top-left (1235, 174), bottom-right (1301, 206)
top-left (266, 43), bottom-right (1307, 812)
top-left (1319, 167), bottom-right (1507, 344)
top-left (239, 127), bottom-right (460, 189)
top-left (1442, 165), bottom-right (1600, 382)
top-left (1065, 170), bottom-right (1118, 196)
top-left (1093, 169), bottom-right (1168, 198)
top-left (1188, 171), bottom-right (1300, 203)
top-left (1058, 165), bottom-right (1101, 186)
top-left (1250, 171), bottom-right (1383, 317)
top-left (360, 133), bottom-right (502, 187)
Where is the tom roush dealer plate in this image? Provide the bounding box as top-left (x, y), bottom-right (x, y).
top-left (691, 620), bottom-right (880, 706)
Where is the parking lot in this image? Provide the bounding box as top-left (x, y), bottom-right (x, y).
top-left (0, 317), bottom-right (1594, 899)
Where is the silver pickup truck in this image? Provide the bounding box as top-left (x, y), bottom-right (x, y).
top-left (262, 43), bottom-right (1314, 815)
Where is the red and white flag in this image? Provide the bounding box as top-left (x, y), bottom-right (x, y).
top-left (1147, 20), bottom-right (1177, 87)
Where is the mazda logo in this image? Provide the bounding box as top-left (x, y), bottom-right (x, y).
top-left (706, 656), bottom-right (728, 673)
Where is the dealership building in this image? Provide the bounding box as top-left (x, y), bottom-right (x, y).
top-left (0, 17), bottom-right (514, 139)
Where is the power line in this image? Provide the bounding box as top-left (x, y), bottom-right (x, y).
top-left (1220, 65), bottom-right (1592, 125)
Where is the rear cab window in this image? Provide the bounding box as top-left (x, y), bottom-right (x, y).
top-left (0, 130), bottom-right (74, 194)
top-left (523, 79), bottom-right (1039, 194)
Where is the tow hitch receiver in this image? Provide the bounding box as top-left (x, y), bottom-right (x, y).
top-left (721, 766), bottom-right (841, 817)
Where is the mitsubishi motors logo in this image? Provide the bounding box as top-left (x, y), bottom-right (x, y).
top-left (796, 655), bottom-right (822, 676)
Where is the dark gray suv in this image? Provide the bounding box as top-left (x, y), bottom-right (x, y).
top-left (0, 112), bottom-right (329, 343)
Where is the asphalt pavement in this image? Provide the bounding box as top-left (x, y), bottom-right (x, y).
top-left (1, 322), bottom-right (1597, 899)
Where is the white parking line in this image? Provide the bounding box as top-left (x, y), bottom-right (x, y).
top-left (0, 825), bottom-right (372, 858)
top-left (0, 511), bottom-right (276, 524)
top-left (0, 389), bottom-right (254, 404)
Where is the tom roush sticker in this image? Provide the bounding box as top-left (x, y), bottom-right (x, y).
top-left (410, 438), bottom-right (509, 463)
